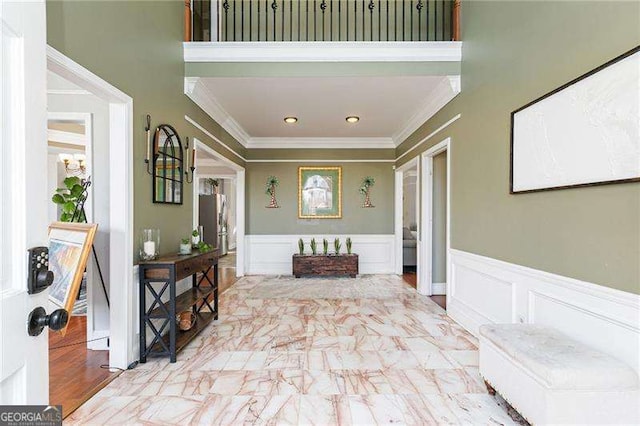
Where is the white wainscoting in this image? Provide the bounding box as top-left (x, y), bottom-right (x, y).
top-left (245, 234), bottom-right (396, 275)
top-left (449, 249), bottom-right (640, 374)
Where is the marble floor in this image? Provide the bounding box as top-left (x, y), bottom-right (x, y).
top-left (66, 275), bottom-right (525, 425)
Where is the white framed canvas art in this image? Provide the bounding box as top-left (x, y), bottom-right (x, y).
top-left (511, 46), bottom-right (640, 193)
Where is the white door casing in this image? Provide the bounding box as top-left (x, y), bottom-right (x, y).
top-left (192, 138), bottom-right (245, 276)
top-left (0, 0), bottom-right (49, 404)
top-left (46, 46), bottom-right (134, 369)
top-left (420, 138), bottom-right (451, 297)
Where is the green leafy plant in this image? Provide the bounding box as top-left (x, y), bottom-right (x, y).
top-left (51, 176), bottom-right (86, 222)
top-left (334, 238), bottom-right (341, 255)
top-left (181, 237), bottom-right (190, 245)
top-left (197, 241), bottom-right (213, 253)
top-left (206, 178), bottom-right (219, 193)
top-left (346, 237), bottom-right (352, 254)
top-left (322, 239), bottom-right (328, 255)
top-left (310, 238), bottom-right (317, 255)
top-left (298, 238), bottom-right (305, 255)
top-left (192, 229), bottom-right (199, 238)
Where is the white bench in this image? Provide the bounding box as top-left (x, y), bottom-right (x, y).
top-left (479, 324), bottom-right (639, 425)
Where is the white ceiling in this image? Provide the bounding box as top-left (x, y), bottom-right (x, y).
top-left (188, 75), bottom-right (459, 147)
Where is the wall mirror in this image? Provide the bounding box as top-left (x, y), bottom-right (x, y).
top-left (153, 124), bottom-right (183, 204)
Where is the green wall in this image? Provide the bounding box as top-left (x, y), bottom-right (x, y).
top-left (247, 161), bottom-right (394, 235)
top-left (397, 1), bottom-right (640, 294)
top-left (46, 1), bottom-right (245, 259)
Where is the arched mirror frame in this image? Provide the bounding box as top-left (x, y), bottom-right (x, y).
top-left (152, 124), bottom-right (184, 204)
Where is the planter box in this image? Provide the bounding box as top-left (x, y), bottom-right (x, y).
top-left (292, 254), bottom-right (358, 278)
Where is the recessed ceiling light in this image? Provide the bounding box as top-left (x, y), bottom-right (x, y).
top-left (284, 117), bottom-right (298, 124)
top-left (345, 116), bottom-right (360, 124)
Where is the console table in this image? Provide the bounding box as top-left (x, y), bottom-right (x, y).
top-left (138, 250), bottom-right (218, 363)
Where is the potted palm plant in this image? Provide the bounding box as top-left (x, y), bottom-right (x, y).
top-left (359, 176), bottom-right (375, 208)
top-left (266, 176), bottom-right (279, 208)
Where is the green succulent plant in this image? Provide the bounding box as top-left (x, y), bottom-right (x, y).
top-left (298, 238), bottom-right (305, 255)
top-left (197, 241), bottom-right (213, 253)
top-left (334, 238), bottom-right (341, 255)
top-left (310, 238), bottom-right (317, 255)
top-left (322, 239), bottom-right (328, 255)
top-left (346, 237), bottom-right (352, 254)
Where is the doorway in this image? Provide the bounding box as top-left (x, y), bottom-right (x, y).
top-left (420, 138), bottom-right (451, 309)
top-left (395, 158), bottom-right (420, 290)
top-left (192, 138), bottom-right (245, 294)
top-left (46, 46), bottom-right (134, 416)
top-left (46, 95), bottom-right (117, 415)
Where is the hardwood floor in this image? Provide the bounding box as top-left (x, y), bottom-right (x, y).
top-left (402, 271), bottom-right (447, 310)
top-left (51, 259), bottom-right (239, 418)
top-left (49, 315), bottom-right (120, 418)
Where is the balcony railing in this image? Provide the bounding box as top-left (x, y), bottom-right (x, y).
top-left (186, 0), bottom-right (460, 42)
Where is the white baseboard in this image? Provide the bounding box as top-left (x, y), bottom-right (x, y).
top-left (432, 282), bottom-right (446, 295)
top-left (245, 234), bottom-right (395, 275)
top-left (87, 329), bottom-right (109, 351)
top-left (449, 249), bottom-right (640, 375)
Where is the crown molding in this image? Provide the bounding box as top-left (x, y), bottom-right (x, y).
top-left (184, 41), bottom-right (462, 63)
top-left (396, 113), bottom-right (461, 162)
top-left (184, 115), bottom-right (247, 162)
top-left (185, 72), bottom-right (461, 150)
top-left (246, 137), bottom-right (395, 149)
top-left (184, 77), bottom-right (250, 147)
top-left (244, 158), bottom-right (395, 163)
top-left (392, 75), bottom-right (461, 146)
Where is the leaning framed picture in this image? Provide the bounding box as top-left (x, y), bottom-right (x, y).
top-left (298, 166), bottom-right (342, 219)
top-left (48, 222), bottom-right (98, 336)
top-left (510, 46), bottom-right (640, 194)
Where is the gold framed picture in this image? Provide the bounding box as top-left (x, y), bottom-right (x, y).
top-left (48, 222), bottom-right (98, 336)
top-left (298, 166), bottom-right (342, 219)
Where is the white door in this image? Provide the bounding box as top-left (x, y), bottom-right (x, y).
top-left (0, 0), bottom-right (49, 404)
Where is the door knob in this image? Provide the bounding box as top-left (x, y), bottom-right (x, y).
top-left (27, 306), bottom-right (68, 336)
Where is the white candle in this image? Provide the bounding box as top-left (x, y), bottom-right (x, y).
top-left (143, 241), bottom-right (156, 257)
top-left (145, 130), bottom-right (150, 162)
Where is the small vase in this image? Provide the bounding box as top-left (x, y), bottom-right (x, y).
top-left (179, 243), bottom-right (192, 255)
top-left (267, 188), bottom-right (279, 208)
top-left (363, 192), bottom-right (374, 208)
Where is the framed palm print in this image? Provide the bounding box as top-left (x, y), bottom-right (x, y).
top-left (298, 166), bottom-right (342, 219)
